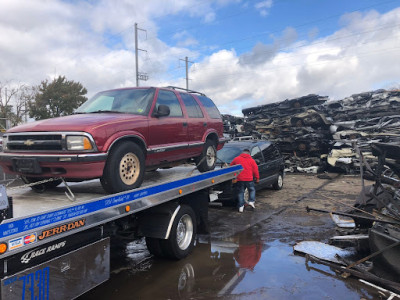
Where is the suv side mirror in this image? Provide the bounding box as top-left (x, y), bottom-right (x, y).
top-left (154, 104), bottom-right (170, 117)
top-left (255, 159), bottom-right (261, 165)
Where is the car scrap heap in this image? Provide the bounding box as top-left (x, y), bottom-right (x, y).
top-left (240, 89), bottom-right (400, 173)
top-left (242, 94), bottom-right (331, 173)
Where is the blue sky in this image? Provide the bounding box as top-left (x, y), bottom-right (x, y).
top-left (1, 0), bottom-right (400, 116)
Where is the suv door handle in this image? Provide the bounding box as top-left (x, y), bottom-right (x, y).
top-left (183, 122), bottom-right (188, 127)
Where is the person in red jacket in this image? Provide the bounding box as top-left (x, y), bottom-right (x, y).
top-left (230, 148), bottom-right (259, 212)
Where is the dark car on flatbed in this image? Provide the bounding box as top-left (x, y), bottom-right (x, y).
top-left (0, 86), bottom-right (225, 193)
top-left (213, 140), bottom-right (285, 205)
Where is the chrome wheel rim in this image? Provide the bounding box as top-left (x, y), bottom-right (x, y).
top-left (278, 175), bottom-right (283, 188)
top-left (206, 146), bottom-right (216, 167)
top-left (244, 188), bottom-right (249, 202)
top-left (176, 214), bottom-right (193, 250)
top-left (120, 153), bottom-right (140, 185)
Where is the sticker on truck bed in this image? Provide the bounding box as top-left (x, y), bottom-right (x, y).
top-left (37, 219), bottom-right (86, 241)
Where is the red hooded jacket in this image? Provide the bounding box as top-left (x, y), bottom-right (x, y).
top-left (230, 153), bottom-right (259, 182)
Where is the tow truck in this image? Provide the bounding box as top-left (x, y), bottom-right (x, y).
top-left (0, 165), bottom-right (241, 300)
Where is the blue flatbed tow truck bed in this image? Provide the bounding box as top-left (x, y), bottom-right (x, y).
top-left (0, 165), bottom-right (241, 300)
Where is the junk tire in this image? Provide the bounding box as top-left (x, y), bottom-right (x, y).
top-left (196, 140), bottom-right (216, 173)
top-left (145, 237), bottom-right (164, 258)
top-left (21, 176), bottom-right (62, 193)
top-left (273, 173), bottom-right (284, 190)
top-left (101, 142), bottom-right (145, 194)
top-left (160, 205), bottom-right (196, 260)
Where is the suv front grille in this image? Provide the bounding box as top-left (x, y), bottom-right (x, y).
top-left (7, 134), bottom-right (63, 151)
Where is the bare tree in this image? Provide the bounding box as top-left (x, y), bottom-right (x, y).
top-left (0, 81), bottom-right (34, 129)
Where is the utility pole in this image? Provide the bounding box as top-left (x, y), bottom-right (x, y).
top-left (179, 56), bottom-right (193, 90)
top-left (134, 23), bottom-right (148, 87)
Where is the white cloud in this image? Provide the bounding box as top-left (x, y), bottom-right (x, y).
top-left (255, 0), bottom-right (273, 17)
top-left (189, 8), bottom-right (400, 115)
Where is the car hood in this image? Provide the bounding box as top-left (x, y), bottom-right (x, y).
top-left (7, 113), bottom-right (147, 133)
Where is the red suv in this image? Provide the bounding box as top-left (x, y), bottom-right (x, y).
top-left (0, 86), bottom-right (225, 193)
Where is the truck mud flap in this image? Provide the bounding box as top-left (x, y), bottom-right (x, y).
top-left (1, 237), bottom-right (110, 300)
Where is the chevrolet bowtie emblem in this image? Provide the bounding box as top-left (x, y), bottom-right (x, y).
top-left (24, 140), bottom-right (35, 146)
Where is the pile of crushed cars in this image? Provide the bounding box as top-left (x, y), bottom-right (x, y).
top-left (239, 89), bottom-right (400, 174)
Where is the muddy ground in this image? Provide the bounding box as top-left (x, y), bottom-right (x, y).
top-left (80, 173), bottom-right (391, 300)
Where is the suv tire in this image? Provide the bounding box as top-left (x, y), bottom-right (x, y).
top-left (101, 141), bottom-right (145, 193)
top-left (196, 140), bottom-right (217, 173)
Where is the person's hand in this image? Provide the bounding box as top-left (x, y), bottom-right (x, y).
top-left (255, 178), bottom-right (259, 184)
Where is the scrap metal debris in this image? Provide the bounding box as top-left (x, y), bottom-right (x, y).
top-left (293, 241), bottom-right (356, 264)
top-left (300, 142), bottom-right (400, 295)
top-left (235, 89), bottom-right (400, 173)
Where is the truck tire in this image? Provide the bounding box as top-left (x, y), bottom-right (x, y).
top-left (21, 176), bottom-right (62, 193)
top-left (272, 173), bottom-right (284, 190)
top-left (196, 140), bottom-right (216, 173)
top-left (101, 142), bottom-right (145, 194)
top-left (160, 205), bottom-right (196, 260)
top-left (145, 237), bottom-right (164, 258)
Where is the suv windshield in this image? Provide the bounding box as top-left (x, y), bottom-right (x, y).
top-left (217, 146), bottom-right (243, 164)
top-left (76, 88), bottom-right (155, 115)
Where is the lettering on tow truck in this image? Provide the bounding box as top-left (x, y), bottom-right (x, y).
top-left (21, 241), bottom-right (66, 263)
top-left (38, 218), bottom-right (86, 240)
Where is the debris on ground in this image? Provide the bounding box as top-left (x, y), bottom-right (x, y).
top-left (293, 241), bottom-right (356, 264)
top-left (298, 142), bottom-right (400, 296)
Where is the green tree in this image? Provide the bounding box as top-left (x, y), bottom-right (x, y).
top-left (29, 76), bottom-right (87, 120)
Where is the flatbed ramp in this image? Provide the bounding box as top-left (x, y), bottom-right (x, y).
top-left (0, 165), bottom-right (241, 300)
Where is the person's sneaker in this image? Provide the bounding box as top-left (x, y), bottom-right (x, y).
top-left (238, 206), bottom-right (244, 213)
top-left (249, 202), bottom-right (255, 209)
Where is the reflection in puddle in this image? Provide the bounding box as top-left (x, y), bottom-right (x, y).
top-left (81, 228), bottom-right (382, 300)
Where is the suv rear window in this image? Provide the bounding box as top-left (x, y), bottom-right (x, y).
top-left (196, 95), bottom-right (221, 119)
top-left (180, 93), bottom-right (204, 118)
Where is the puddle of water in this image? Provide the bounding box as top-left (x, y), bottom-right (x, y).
top-left (80, 229), bottom-right (383, 300)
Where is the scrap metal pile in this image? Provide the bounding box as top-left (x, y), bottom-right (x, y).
top-left (239, 89), bottom-right (400, 173)
top-left (323, 90), bottom-right (400, 173)
top-left (221, 114), bottom-right (246, 139)
top-left (301, 142), bottom-right (400, 295)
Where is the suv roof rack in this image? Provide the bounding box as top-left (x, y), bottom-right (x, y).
top-left (165, 86), bottom-right (206, 96)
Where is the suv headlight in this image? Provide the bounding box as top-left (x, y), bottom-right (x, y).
top-left (66, 136), bottom-right (93, 151)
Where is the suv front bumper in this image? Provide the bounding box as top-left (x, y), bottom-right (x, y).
top-left (0, 152), bottom-right (108, 179)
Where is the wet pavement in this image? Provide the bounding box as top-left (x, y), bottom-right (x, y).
top-left (80, 174), bottom-right (386, 299)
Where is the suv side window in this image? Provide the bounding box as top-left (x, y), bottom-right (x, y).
top-left (180, 93), bottom-right (204, 118)
top-left (261, 144), bottom-right (275, 161)
top-left (155, 90), bottom-right (183, 117)
top-left (196, 95), bottom-right (221, 119)
top-left (251, 146), bottom-right (263, 163)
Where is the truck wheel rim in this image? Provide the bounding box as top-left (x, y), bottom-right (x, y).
top-left (120, 153), bottom-right (140, 185)
top-left (244, 188), bottom-right (249, 202)
top-left (206, 146), bottom-right (216, 167)
top-left (176, 214), bottom-right (193, 250)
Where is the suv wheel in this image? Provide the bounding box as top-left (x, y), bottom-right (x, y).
top-left (101, 142), bottom-right (145, 193)
top-left (272, 173), bottom-right (284, 190)
top-left (196, 140), bottom-right (216, 173)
